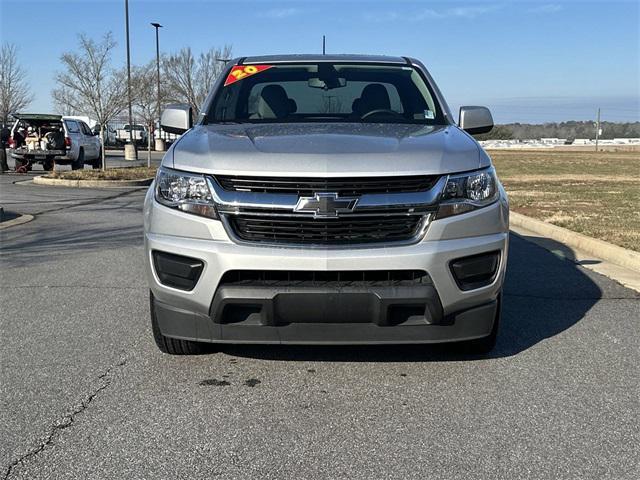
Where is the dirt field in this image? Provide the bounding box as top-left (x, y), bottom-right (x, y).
top-left (489, 149), bottom-right (640, 251)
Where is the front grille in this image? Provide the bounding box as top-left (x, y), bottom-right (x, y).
top-left (215, 175), bottom-right (438, 196)
top-left (229, 214), bottom-right (425, 244)
top-left (219, 269), bottom-right (432, 287)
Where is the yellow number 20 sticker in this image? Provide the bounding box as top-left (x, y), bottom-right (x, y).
top-left (224, 64), bottom-right (273, 86)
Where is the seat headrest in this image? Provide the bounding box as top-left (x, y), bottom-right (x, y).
top-left (359, 84), bottom-right (391, 114)
top-left (257, 85), bottom-right (291, 119)
top-left (351, 98), bottom-right (361, 115)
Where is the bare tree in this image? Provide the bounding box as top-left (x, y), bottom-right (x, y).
top-left (53, 33), bottom-right (128, 170)
top-left (0, 43), bottom-right (34, 125)
top-left (162, 45), bottom-right (232, 114)
top-left (162, 48), bottom-right (196, 112)
top-left (132, 62), bottom-right (167, 166)
top-left (52, 85), bottom-right (76, 116)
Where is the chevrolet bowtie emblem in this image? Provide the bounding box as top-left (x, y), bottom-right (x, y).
top-left (294, 193), bottom-right (359, 217)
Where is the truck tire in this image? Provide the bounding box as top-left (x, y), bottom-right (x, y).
top-left (149, 291), bottom-right (216, 355)
top-left (456, 292), bottom-right (501, 355)
top-left (72, 149), bottom-right (84, 170)
top-left (43, 157), bottom-right (55, 171)
top-left (91, 149), bottom-right (103, 169)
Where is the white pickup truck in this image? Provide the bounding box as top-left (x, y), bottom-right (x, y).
top-left (115, 124), bottom-right (148, 146)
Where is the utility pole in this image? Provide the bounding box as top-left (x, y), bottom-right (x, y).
top-left (151, 22), bottom-right (163, 158)
top-left (595, 108), bottom-right (601, 152)
top-left (124, 0), bottom-right (137, 160)
top-left (322, 35), bottom-right (326, 55)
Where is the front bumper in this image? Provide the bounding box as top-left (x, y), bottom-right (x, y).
top-left (144, 189), bottom-right (509, 344)
top-left (152, 293), bottom-right (498, 345)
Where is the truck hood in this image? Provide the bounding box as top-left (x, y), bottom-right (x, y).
top-left (168, 123), bottom-right (486, 176)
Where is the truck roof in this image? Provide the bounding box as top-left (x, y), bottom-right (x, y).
top-left (12, 113), bottom-right (62, 121)
top-left (240, 54), bottom-right (408, 65)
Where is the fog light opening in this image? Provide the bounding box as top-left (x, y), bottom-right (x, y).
top-left (450, 251), bottom-right (500, 291)
top-left (152, 251), bottom-right (204, 291)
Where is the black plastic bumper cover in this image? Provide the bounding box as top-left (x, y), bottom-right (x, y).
top-left (152, 251), bottom-right (204, 291)
top-left (152, 285), bottom-right (498, 345)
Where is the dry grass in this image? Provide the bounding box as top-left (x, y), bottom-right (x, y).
top-left (49, 167), bottom-right (157, 181)
top-left (489, 149), bottom-right (640, 251)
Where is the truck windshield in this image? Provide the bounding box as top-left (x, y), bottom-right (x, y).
top-left (208, 63), bottom-right (445, 125)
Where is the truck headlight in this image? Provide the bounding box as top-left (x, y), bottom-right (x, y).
top-left (436, 167), bottom-right (499, 218)
top-left (155, 166), bottom-right (218, 219)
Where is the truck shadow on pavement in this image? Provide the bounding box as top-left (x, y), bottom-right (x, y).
top-left (221, 234), bottom-right (604, 361)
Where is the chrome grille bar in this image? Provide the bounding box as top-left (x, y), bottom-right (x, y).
top-left (207, 174), bottom-right (444, 247)
top-left (207, 176), bottom-right (446, 213)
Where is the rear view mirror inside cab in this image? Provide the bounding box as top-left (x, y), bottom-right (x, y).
top-left (308, 77), bottom-right (347, 90)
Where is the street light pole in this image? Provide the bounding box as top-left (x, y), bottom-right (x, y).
top-left (124, 0), bottom-right (137, 160)
top-left (595, 107), bottom-right (601, 152)
top-left (151, 22), bottom-right (163, 157)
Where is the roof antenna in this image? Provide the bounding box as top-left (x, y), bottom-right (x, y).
top-left (322, 35), bottom-right (326, 55)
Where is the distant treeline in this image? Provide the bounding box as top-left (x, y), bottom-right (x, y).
top-left (475, 121), bottom-right (640, 140)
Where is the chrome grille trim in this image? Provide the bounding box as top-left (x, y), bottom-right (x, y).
top-left (215, 174), bottom-right (439, 196)
top-left (207, 176), bottom-right (447, 213)
top-left (206, 175), bottom-right (444, 247)
top-left (219, 209), bottom-right (429, 218)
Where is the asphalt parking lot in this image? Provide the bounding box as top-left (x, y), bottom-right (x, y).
top-left (1, 169), bottom-right (639, 479)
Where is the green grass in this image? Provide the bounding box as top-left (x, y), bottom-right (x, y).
top-left (489, 150), bottom-right (640, 251)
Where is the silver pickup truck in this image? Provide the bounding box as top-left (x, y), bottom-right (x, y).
top-left (8, 113), bottom-right (102, 171)
top-left (144, 54), bottom-right (509, 355)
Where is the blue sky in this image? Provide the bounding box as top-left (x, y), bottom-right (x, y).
top-left (1, 0), bottom-right (638, 123)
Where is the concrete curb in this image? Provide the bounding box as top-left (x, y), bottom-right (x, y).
top-left (510, 211), bottom-right (640, 272)
top-left (0, 214), bottom-right (34, 230)
top-left (33, 175), bottom-right (153, 188)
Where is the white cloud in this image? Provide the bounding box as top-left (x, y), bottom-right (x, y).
top-left (259, 8), bottom-right (301, 19)
top-left (364, 4), bottom-right (503, 23)
top-left (363, 11), bottom-right (401, 22)
top-left (443, 5), bottom-right (502, 19)
top-left (528, 4), bottom-right (563, 14)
